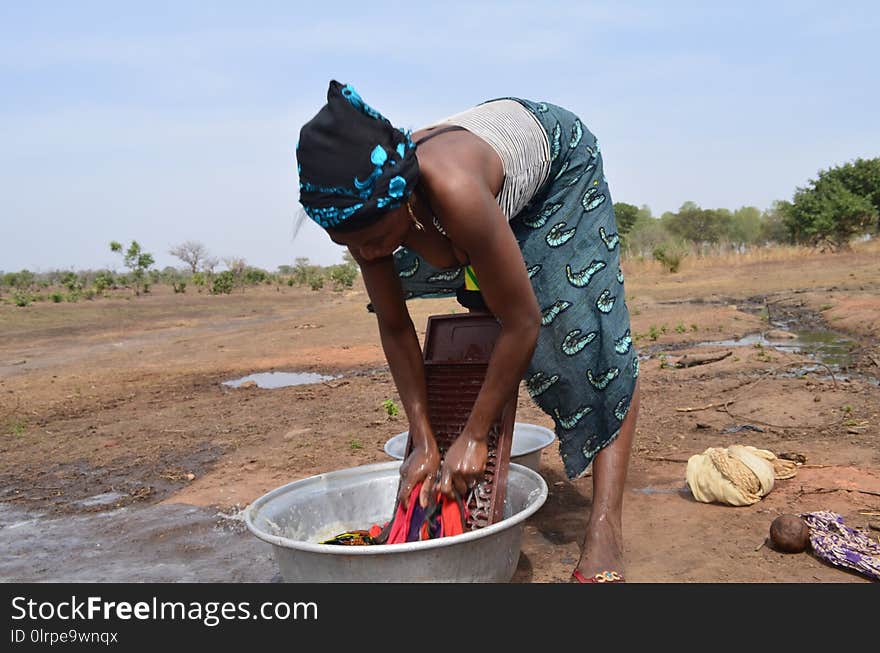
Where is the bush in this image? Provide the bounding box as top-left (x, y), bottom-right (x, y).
top-left (652, 244), bottom-right (687, 273)
top-left (50, 292), bottom-right (64, 303)
top-left (243, 267), bottom-right (269, 285)
top-left (327, 263), bottom-right (358, 291)
top-left (211, 271), bottom-right (234, 295)
top-left (93, 271), bottom-right (115, 293)
top-left (173, 281), bottom-right (187, 294)
top-left (308, 275), bottom-right (324, 291)
top-left (60, 271), bottom-right (82, 293)
top-left (12, 291), bottom-right (30, 307)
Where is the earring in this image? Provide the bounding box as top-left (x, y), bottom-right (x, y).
top-left (407, 197), bottom-right (425, 231)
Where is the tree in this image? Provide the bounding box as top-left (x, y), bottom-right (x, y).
top-left (662, 202), bottom-right (733, 246)
top-left (624, 215), bottom-right (672, 258)
top-left (759, 202), bottom-right (792, 244)
top-left (169, 241), bottom-right (210, 274)
top-left (820, 158), bottom-right (880, 232)
top-left (782, 176), bottom-right (876, 249)
top-left (728, 206), bottom-right (763, 247)
top-left (612, 203), bottom-right (640, 236)
top-left (110, 240), bottom-right (155, 296)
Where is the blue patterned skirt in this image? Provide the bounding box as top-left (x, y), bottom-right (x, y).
top-left (391, 98), bottom-right (638, 479)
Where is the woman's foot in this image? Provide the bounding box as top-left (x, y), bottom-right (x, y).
top-left (571, 513), bottom-right (624, 582)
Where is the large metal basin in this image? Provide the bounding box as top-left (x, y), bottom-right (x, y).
top-left (245, 461), bottom-right (547, 583)
top-left (384, 422), bottom-right (556, 473)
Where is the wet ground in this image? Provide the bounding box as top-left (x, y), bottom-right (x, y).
top-left (0, 503), bottom-right (277, 582)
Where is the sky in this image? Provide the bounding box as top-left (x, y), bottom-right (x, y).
top-left (1, 1), bottom-right (878, 272)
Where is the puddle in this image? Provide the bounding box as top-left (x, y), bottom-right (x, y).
top-left (222, 371), bottom-right (339, 389)
top-left (697, 330), bottom-right (858, 369)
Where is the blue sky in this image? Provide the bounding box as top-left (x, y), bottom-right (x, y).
top-left (1, 1), bottom-right (878, 272)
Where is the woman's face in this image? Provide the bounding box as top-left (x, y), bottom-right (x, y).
top-left (327, 206), bottom-right (411, 262)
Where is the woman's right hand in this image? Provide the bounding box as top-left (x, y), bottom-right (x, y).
top-left (397, 434), bottom-right (441, 510)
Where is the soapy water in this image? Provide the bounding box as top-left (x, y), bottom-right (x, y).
top-left (222, 371), bottom-right (340, 389)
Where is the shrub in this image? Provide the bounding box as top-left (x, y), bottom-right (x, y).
top-left (211, 271), bottom-right (234, 295)
top-left (93, 271), bottom-right (115, 293)
top-left (652, 244), bottom-right (687, 273)
top-left (243, 267), bottom-right (269, 285)
top-left (328, 263), bottom-right (358, 291)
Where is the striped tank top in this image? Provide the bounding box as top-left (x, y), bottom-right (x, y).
top-left (426, 99), bottom-right (551, 220)
top-left (420, 99), bottom-right (551, 291)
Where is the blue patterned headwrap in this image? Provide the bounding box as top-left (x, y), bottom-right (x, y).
top-left (296, 80), bottom-right (419, 232)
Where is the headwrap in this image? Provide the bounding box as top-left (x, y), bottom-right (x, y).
top-left (295, 80), bottom-right (419, 232)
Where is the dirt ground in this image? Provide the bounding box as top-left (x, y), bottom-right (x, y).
top-left (2, 242), bottom-right (879, 583)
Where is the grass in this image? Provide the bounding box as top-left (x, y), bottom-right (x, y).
top-left (6, 418), bottom-right (27, 436)
top-left (382, 399), bottom-right (399, 418)
top-left (349, 438), bottom-right (363, 451)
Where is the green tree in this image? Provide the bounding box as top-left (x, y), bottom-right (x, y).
top-left (759, 202), bottom-right (792, 244)
top-left (110, 240), bottom-right (155, 296)
top-left (782, 177), bottom-right (876, 249)
top-left (728, 206), bottom-right (763, 246)
top-left (820, 158), bottom-right (880, 232)
top-left (624, 216), bottom-right (673, 258)
top-left (612, 202), bottom-right (640, 237)
top-left (663, 202), bottom-right (733, 246)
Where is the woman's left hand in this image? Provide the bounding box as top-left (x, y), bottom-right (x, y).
top-left (438, 432), bottom-right (488, 498)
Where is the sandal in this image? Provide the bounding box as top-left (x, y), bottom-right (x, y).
top-left (571, 569), bottom-right (625, 583)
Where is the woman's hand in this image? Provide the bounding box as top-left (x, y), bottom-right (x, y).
top-left (397, 435), bottom-right (441, 510)
top-left (438, 432), bottom-right (488, 498)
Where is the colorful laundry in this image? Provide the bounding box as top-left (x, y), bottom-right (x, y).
top-left (321, 482), bottom-right (468, 546)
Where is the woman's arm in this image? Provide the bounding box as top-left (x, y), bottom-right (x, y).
top-left (354, 251), bottom-right (441, 508)
top-left (425, 173), bottom-right (542, 497)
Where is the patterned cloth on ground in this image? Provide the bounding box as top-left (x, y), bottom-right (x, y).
top-left (801, 511), bottom-right (880, 581)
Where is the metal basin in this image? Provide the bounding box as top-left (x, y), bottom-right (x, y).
top-left (245, 461), bottom-right (547, 583)
top-left (384, 422), bottom-right (556, 472)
